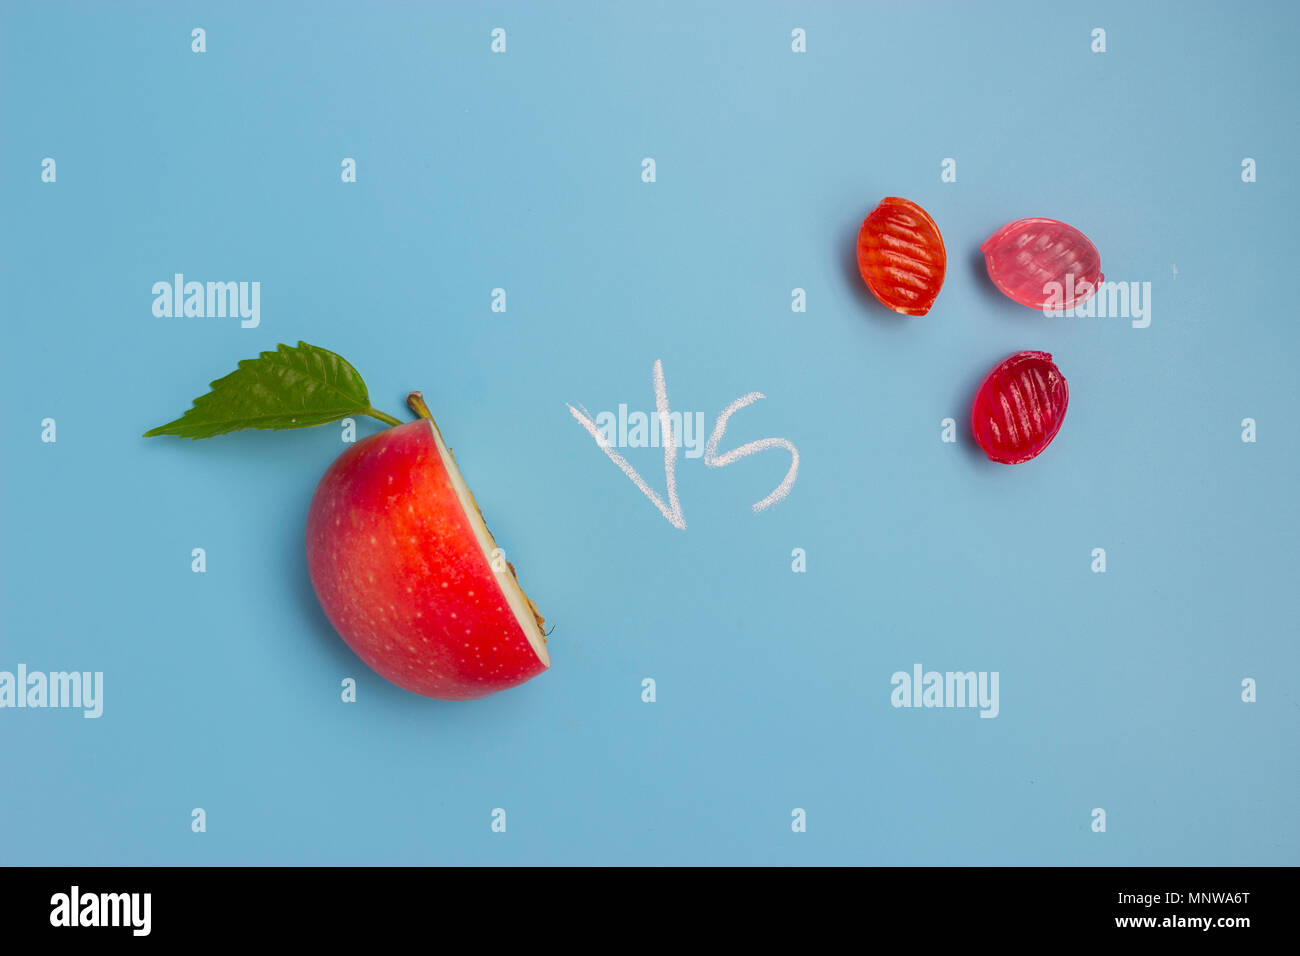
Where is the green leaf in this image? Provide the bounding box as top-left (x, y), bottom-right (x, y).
top-left (144, 341), bottom-right (391, 439)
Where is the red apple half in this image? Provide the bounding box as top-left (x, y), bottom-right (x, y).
top-left (306, 411), bottom-right (549, 701)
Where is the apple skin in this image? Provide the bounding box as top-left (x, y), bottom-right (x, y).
top-left (306, 419), bottom-right (548, 700)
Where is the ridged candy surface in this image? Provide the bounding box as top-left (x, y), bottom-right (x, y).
top-left (856, 197), bottom-right (947, 316)
top-left (970, 351), bottom-right (1069, 464)
top-left (981, 218), bottom-right (1102, 309)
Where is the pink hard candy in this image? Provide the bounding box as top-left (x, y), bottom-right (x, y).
top-left (980, 218), bottom-right (1103, 310)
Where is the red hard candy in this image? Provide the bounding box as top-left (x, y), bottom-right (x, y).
top-left (980, 218), bottom-right (1102, 310)
top-left (970, 351), bottom-right (1069, 464)
top-left (856, 197), bottom-right (947, 316)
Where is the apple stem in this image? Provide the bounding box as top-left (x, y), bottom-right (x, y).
top-left (366, 408), bottom-right (405, 428)
top-left (406, 391), bottom-right (435, 421)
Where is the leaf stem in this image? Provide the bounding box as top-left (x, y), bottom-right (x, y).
top-left (406, 391), bottom-right (434, 421)
top-left (366, 407), bottom-right (404, 428)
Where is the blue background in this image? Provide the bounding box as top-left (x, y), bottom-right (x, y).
top-left (2, 1), bottom-right (1297, 865)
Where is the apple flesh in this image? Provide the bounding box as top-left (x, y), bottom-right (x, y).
top-left (306, 414), bottom-right (549, 700)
